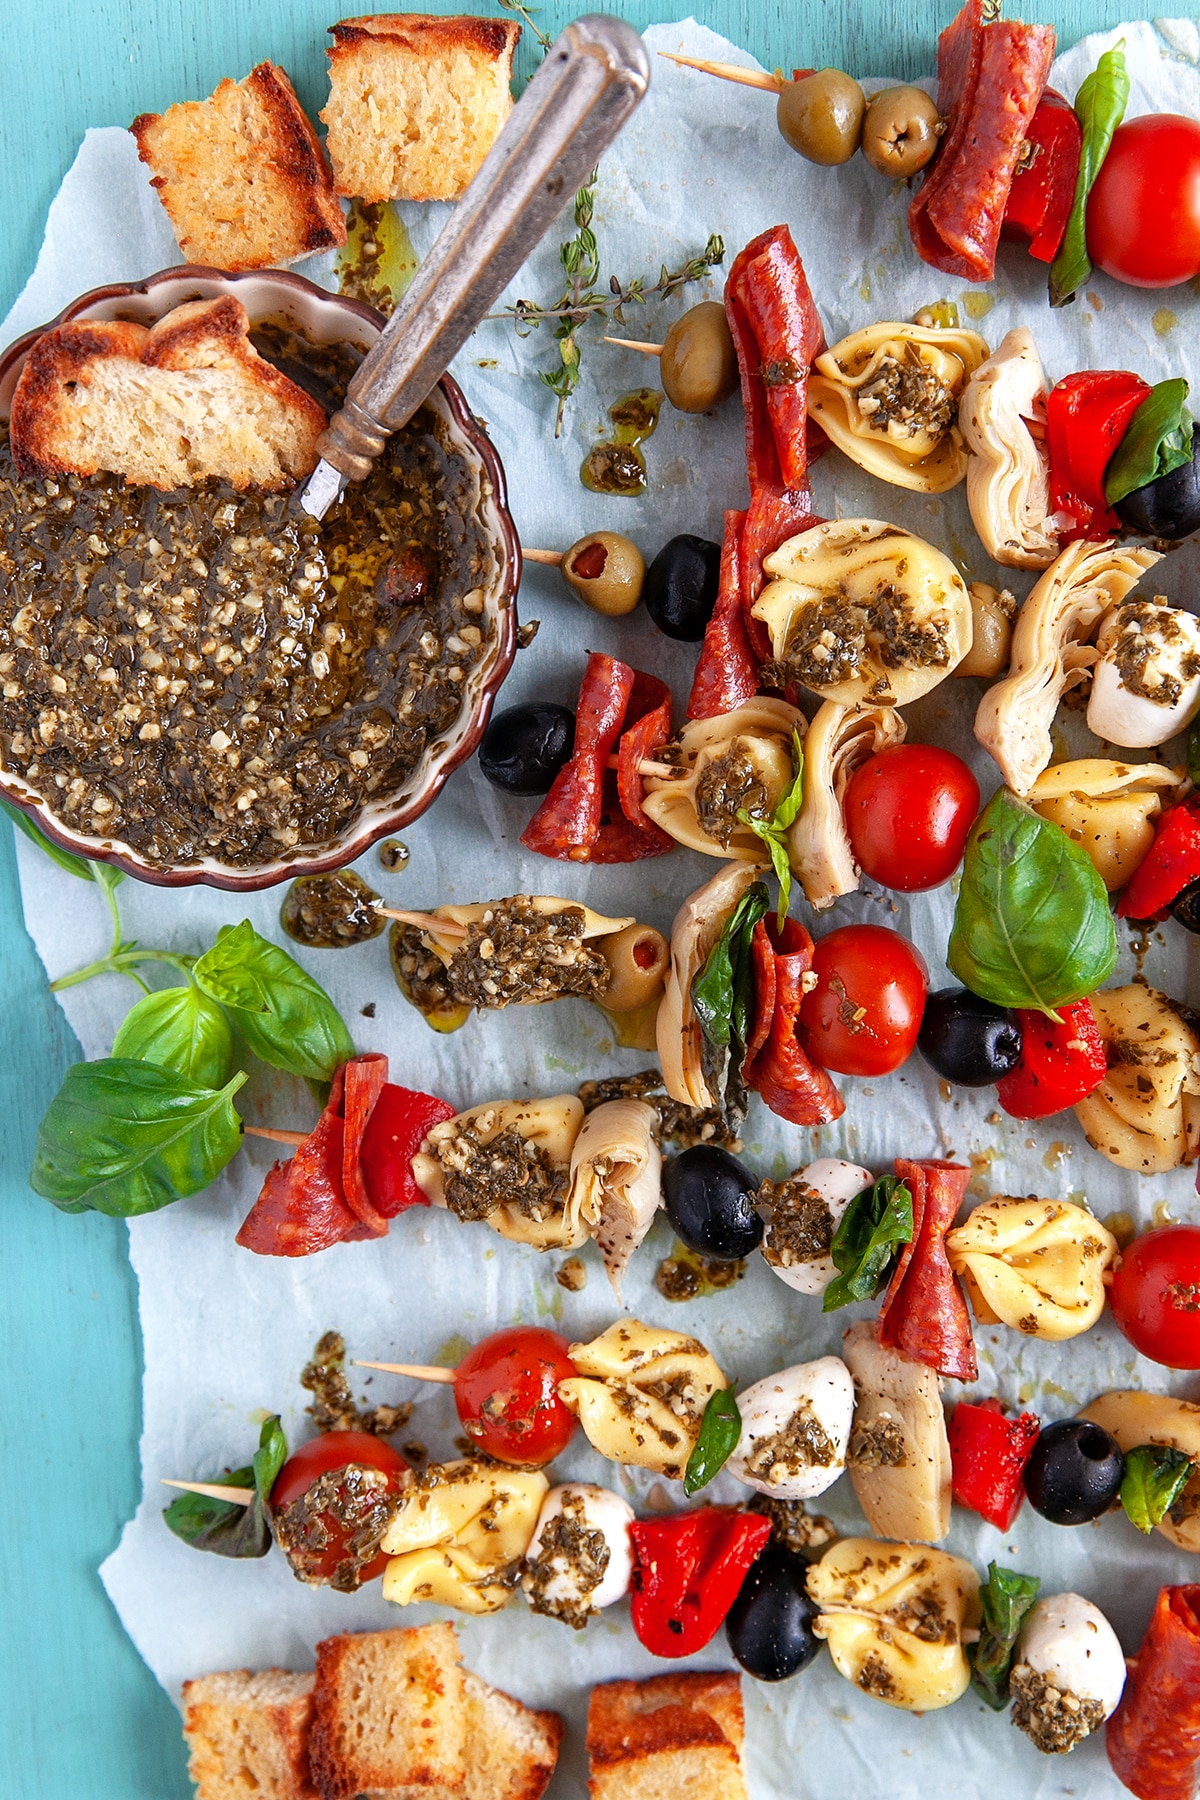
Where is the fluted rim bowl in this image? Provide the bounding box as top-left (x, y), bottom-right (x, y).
top-left (0, 266), bottom-right (521, 890)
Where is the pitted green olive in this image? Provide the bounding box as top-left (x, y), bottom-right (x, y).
top-left (660, 301), bottom-right (738, 413)
top-left (561, 532), bottom-right (645, 616)
top-left (776, 68), bottom-right (865, 167)
top-left (861, 85), bottom-right (942, 178)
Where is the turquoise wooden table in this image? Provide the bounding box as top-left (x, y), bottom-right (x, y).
top-left (0, 1), bottom-right (1146, 1794)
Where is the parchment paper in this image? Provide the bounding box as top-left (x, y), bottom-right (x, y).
top-left (8, 19), bottom-right (1200, 1798)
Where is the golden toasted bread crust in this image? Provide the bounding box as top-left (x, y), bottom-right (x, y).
top-left (309, 1623), bottom-right (466, 1800)
top-left (586, 1673), bottom-right (747, 1800)
top-left (327, 15), bottom-right (519, 62)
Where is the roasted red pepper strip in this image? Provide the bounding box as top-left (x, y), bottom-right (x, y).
top-left (724, 224), bottom-right (826, 493)
top-left (738, 486), bottom-right (822, 662)
top-left (1108, 1585), bottom-right (1200, 1800)
top-left (688, 509), bottom-right (758, 719)
top-left (995, 1000), bottom-right (1107, 1120)
top-left (521, 654), bottom-right (635, 860)
top-left (1118, 798), bottom-right (1200, 922)
top-left (359, 1083), bottom-right (456, 1219)
top-left (948, 1398), bottom-right (1040, 1530)
top-left (630, 1509), bottom-right (771, 1658)
top-left (744, 917), bottom-right (845, 1127)
top-left (741, 916), bottom-right (777, 1071)
top-left (1046, 370), bottom-right (1152, 540)
top-left (1000, 89), bottom-right (1083, 263)
top-left (909, 0), bottom-right (1057, 282)
top-left (341, 1052), bottom-right (389, 1233)
top-left (237, 1064), bottom-right (377, 1257)
top-left (879, 1159), bottom-right (977, 1382)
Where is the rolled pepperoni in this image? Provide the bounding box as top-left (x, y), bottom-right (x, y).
top-left (1108, 1586), bottom-right (1200, 1800)
top-left (612, 672), bottom-right (673, 858)
top-left (724, 224), bottom-right (826, 492)
top-left (237, 1065), bottom-right (377, 1258)
top-left (687, 508), bottom-right (759, 718)
top-left (522, 653), bottom-right (635, 860)
top-left (879, 1159), bottom-right (977, 1381)
top-left (744, 917), bottom-right (845, 1127)
top-left (739, 485), bottom-right (823, 662)
top-left (340, 1052), bottom-right (389, 1233)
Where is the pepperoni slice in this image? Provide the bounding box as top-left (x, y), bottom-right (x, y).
top-left (879, 1159), bottom-right (977, 1381)
top-left (744, 917), bottom-right (845, 1127)
top-left (236, 1065), bottom-right (376, 1258)
top-left (1108, 1585), bottom-right (1200, 1800)
top-left (687, 509), bottom-right (758, 719)
top-left (521, 653), bottom-right (635, 860)
top-left (609, 671), bottom-right (673, 858)
top-left (725, 224), bottom-right (826, 491)
top-left (340, 1052), bottom-right (389, 1233)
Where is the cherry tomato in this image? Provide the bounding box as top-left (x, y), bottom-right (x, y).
top-left (270, 1430), bottom-right (409, 1586)
top-left (1086, 115), bottom-right (1200, 289)
top-left (454, 1326), bottom-right (579, 1465)
top-left (797, 924), bottom-right (928, 1077)
top-left (1109, 1224), bottom-right (1200, 1369)
top-left (843, 745), bottom-right (979, 891)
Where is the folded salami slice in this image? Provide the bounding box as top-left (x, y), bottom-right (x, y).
top-left (725, 223), bottom-right (826, 492)
top-left (606, 670), bottom-right (674, 860)
top-left (909, 0), bottom-right (1056, 282)
top-left (522, 652), bottom-right (635, 860)
top-left (744, 917), bottom-right (845, 1126)
top-left (1108, 1586), bottom-right (1200, 1800)
top-left (236, 1064), bottom-right (378, 1257)
top-left (879, 1159), bottom-right (977, 1380)
top-left (340, 1051), bottom-right (389, 1232)
top-left (687, 508), bottom-right (758, 718)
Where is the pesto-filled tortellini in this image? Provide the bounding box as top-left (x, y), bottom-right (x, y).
top-left (381, 1460), bottom-right (548, 1614)
top-left (564, 1098), bottom-right (662, 1298)
top-left (974, 539), bottom-right (1161, 795)
top-left (753, 520), bottom-right (973, 707)
top-left (1079, 1391), bottom-right (1200, 1552)
top-left (1074, 985), bottom-right (1200, 1174)
top-left (657, 862), bottom-right (759, 1110)
top-left (945, 1197), bottom-right (1117, 1341)
top-left (413, 1094), bottom-right (587, 1249)
top-left (808, 1538), bottom-right (980, 1712)
top-left (1087, 598), bottom-right (1200, 748)
top-left (558, 1319), bottom-right (726, 1478)
top-left (842, 1321), bottom-right (951, 1545)
top-left (959, 327), bottom-right (1057, 569)
top-left (788, 700), bottom-right (906, 909)
top-left (1027, 758), bottom-right (1184, 892)
top-left (641, 698), bottom-right (805, 861)
top-left (807, 323), bottom-right (989, 492)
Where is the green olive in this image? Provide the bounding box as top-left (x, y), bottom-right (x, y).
top-left (561, 531), bottom-right (645, 616)
top-left (776, 68), bottom-right (866, 166)
top-left (660, 301), bottom-right (738, 413)
top-left (861, 85), bottom-right (942, 178)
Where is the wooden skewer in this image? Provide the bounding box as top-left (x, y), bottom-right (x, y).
top-left (658, 51), bottom-right (782, 93)
top-left (522, 548), bottom-right (564, 566)
top-left (375, 907), bottom-right (469, 937)
top-left (603, 336), bottom-right (664, 356)
top-left (354, 1358), bottom-right (457, 1385)
top-left (161, 1478), bottom-right (254, 1504)
top-left (243, 1125), bottom-right (307, 1145)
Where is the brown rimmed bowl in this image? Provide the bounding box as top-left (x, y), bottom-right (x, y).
top-left (0, 266), bottom-right (520, 890)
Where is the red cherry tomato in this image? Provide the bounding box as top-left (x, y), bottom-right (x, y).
top-left (270, 1430), bottom-right (409, 1586)
top-left (843, 745), bottom-right (979, 892)
top-left (1086, 115), bottom-right (1200, 289)
top-left (1109, 1224), bottom-right (1200, 1369)
top-left (454, 1326), bottom-right (579, 1466)
top-left (797, 925), bottom-right (928, 1077)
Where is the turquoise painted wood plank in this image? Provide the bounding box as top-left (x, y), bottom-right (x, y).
top-left (0, 4), bottom-right (1157, 1796)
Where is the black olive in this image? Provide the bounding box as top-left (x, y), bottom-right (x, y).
top-left (478, 702), bottom-right (574, 795)
top-left (725, 1542), bottom-right (822, 1682)
top-left (917, 987), bottom-right (1022, 1086)
top-left (1023, 1419), bottom-right (1125, 1526)
top-left (1171, 878), bottom-right (1200, 933)
top-left (1116, 430), bottom-right (1200, 540)
top-left (643, 534), bottom-right (722, 641)
top-left (663, 1144), bottom-right (763, 1260)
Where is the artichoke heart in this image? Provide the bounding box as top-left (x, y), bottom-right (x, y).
top-left (946, 1197), bottom-right (1116, 1341)
top-left (753, 519), bottom-right (973, 707)
top-left (564, 1098), bottom-right (662, 1299)
top-left (1079, 1392), bottom-right (1200, 1552)
top-left (1074, 985), bottom-right (1200, 1174)
top-left (1028, 758), bottom-right (1184, 892)
top-left (959, 327), bottom-right (1057, 569)
top-left (809, 1537), bottom-right (980, 1712)
top-left (413, 1094), bottom-right (587, 1248)
top-left (842, 1321), bottom-right (951, 1544)
top-left (788, 699), bottom-right (906, 909)
top-left (658, 862), bottom-right (759, 1110)
top-left (641, 698), bottom-right (805, 861)
top-left (381, 1460), bottom-right (548, 1614)
top-left (559, 1318), bottom-right (726, 1478)
top-left (808, 323), bottom-right (989, 492)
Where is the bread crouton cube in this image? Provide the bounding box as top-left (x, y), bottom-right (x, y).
top-left (182, 1668), bottom-right (319, 1800)
top-left (461, 1669), bottom-right (562, 1800)
top-left (586, 1672), bottom-right (748, 1800)
top-left (308, 1621), bottom-right (467, 1800)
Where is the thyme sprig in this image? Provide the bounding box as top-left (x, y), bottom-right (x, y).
top-left (497, 0), bottom-right (554, 54)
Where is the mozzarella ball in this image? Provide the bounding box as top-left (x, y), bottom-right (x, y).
top-left (1087, 601), bottom-right (1200, 748)
top-left (1015, 1593), bottom-right (1127, 1719)
top-left (763, 1158), bottom-right (874, 1295)
top-left (728, 1355), bottom-right (855, 1499)
top-left (520, 1483), bottom-right (634, 1626)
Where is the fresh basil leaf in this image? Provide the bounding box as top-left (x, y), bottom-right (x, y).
top-left (691, 884), bottom-right (769, 1050)
top-left (736, 734), bottom-right (805, 929)
top-left (947, 788), bottom-right (1118, 1015)
top-left (822, 1176), bottom-right (913, 1313)
top-left (193, 921), bottom-right (355, 1082)
top-left (252, 1413), bottom-right (289, 1503)
top-left (163, 1416), bottom-right (287, 1560)
top-left (31, 1058), bottom-right (247, 1216)
top-left (1105, 380), bottom-right (1193, 505)
top-left (112, 985), bottom-right (235, 1089)
top-left (970, 1562), bottom-right (1041, 1710)
top-left (775, 730), bottom-right (806, 832)
top-left (1050, 42), bottom-right (1130, 307)
top-left (0, 796), bottom-right (96, 880)
top-left (684, 1387), bottom-right (742, 1495)
top-left (1120, 1442), bottom-right (1192, 1534)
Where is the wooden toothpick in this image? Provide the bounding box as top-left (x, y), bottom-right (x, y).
top-left (354, 1359), bottom-right (457, 1385)
top-left (522, 548), bottom-right (564, 566)
top-left (375, 907), bottom-right (469, 937)
top-left (657, 51), bottom-right (782, 93)
top-left (161, 1478), bottom-right (254, 1504)
top-left (603, 336), bottom-right (665, 356)
top-left (242, 1125), bottom-right (307, 1146)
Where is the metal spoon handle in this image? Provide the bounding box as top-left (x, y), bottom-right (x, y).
top-left (306, 14), bottom-right (650, 508)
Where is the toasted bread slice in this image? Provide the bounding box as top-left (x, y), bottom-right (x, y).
top-left (309, 1621), bottom-right (467, 1800)
top-left (10, 296), bottom-right (326, 491)
top-left (587, 1672), bottom-right (747, 1800)
top-left (182, 1669), bottom-right (319, 1800)
top-left (321, 15), bottom-right (519, 203)
top-left (461, 1669), bottom-right (562, 1800)
top-left (131, 63), bottom-right (346, 271)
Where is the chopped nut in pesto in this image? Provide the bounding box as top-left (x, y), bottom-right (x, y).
top-left (758, 1177), bottom-right (835, 1268)
top-left (392, 897), bottom-right (608, 1013)
top-left (1009, 1664), bottom-right (1106, 1754)
top-left (433, 1123), bottom-right (567, 1223)
top-left (523, 1493), bottom-right (610, 1629)
top-left (694, 746), bottom-right (769, 846)
top-left (741, 1399), bottom-right (837, 1483)
top-left (856, 343), bottom-right (955, 440)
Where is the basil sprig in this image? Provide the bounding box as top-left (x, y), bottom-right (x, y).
top-left (691, 880), bottom-right (770, 1125)
top-left (736, 730), bottom-right (805, 929)
top-left (112, 985), bottom-right (235, 1090)
top-left (1105, 379), bottom-right (1194, 505)
top-left (822, 1175), bottom-right (913, 1313)
top-left (970, 1563), bottom-right (1041, 1710)
top-left (194, 921), bottom-right (355, 1083)
top-left (684, 1387), bottom-right (743, 1495)
top-left (948, 788), bottom-right (1117, 1016)
top-left (163, 1415), bottom-right (288, 1559)
top-left (1050, 42), bottom-right (1130, 307)
top-left (1120, 1443), bottom-right (1193, 1534)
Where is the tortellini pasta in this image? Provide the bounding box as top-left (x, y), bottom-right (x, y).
top-left (787, 699), bottom-right (906, 909)
top-left (1074, 985), bottom-right (1200, 1174)
top-left (381, 1460), bottom-right (548, 1614)
top-left (842, 1321), bottom-right (952, 1545)
top-left (413, 1095), bottom-right (587, 1249)
top-left (1027, 758), bottom-right (1184, 892)
top-left (753, 519), bottom-right (973, 707)
top-left (657, 862), bottom-right (759, 1110)
top-left (945, 1197), bottom-right (1117, 1341)
top-left (808, 1538), bottom-right (980, 1712)
top-left (807, 323), bottom-right (989, 492)
top-left (1079, 1392), bottom-right (1200, 1552)
top-left (564, 1098), bottom-right (662, 1298)
top-left (959, 327), bottom-right (1057, 569)
top-left (641, 698), bottom-right (805, 861)
top-left (558, 1319), bottom-right (726, 1479)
